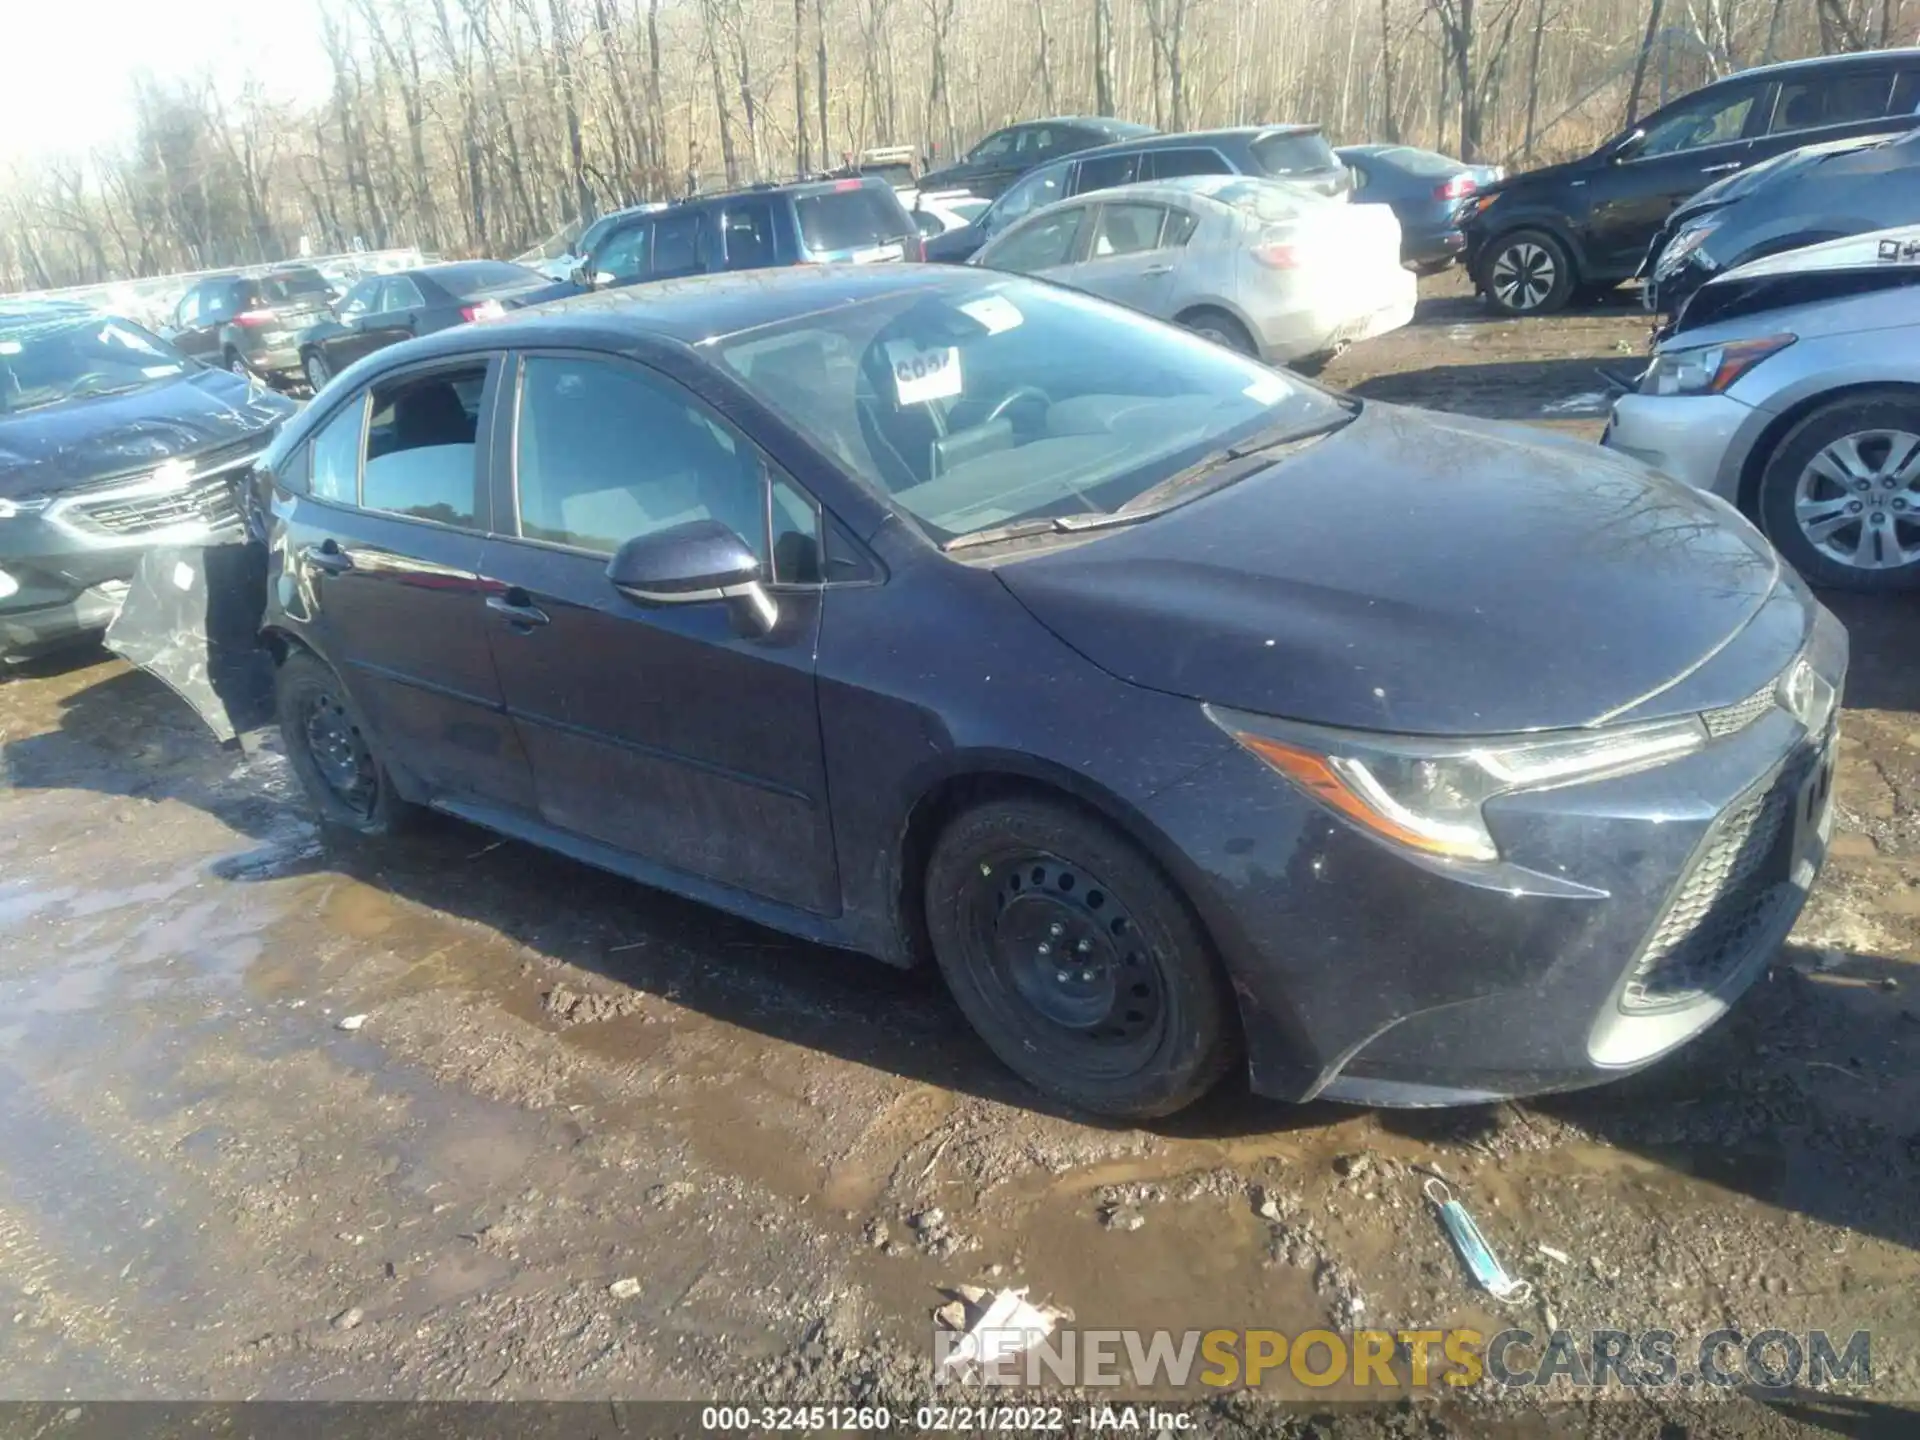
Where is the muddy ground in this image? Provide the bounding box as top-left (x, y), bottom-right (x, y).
top-left (2, 271), bottom-right (1917, 1437)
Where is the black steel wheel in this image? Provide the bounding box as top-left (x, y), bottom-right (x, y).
top-left (276, 650), bottom-right (414, 835)
top-left (924, 796), bottom-right (1237, 1118)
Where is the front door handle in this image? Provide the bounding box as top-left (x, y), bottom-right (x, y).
top-left (486, 592), bottom-right (549, 628)
top-left (308, 540), bottom-right (353, 574)
top-left (1699, 161), bottom-right (1743, 174)
top-left (1141, 263), bottom-right (1174, 275)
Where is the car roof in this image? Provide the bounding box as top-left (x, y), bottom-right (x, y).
top-left (352, 265), bottom-right (992, 365)
top-left (1711, 45), bottom-right (1920, 85)
top-left (1058, 124), bottom-right (1325, 164)
top-left (0, 298), bottom-right (99, 325)
top-left (671, 175), bottom-right (899, 207)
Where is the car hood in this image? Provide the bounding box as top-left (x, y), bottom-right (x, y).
top-left (993, 404), bottom-right (1783, 735)
top-left (0, 368), bottom-right (293, 501)
top-left (1477, 154), bottom-right (1590, 200)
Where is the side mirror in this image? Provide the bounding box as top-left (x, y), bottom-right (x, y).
top-left (607, 519), bottom-right (777, 635)
top-left (1610, 127), bottom-right (1647, 162)
top-left (572, 264), bottom-right (593, 289)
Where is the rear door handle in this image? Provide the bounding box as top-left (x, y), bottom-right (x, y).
top-left (486, 592), bottom-right (549, 628)
top-left (1699, 161), bottom-right (1743, 174)
top-left (308, 541), bottom-right (352, 574)
top-left (1141, 263), bottom-right (1174, 275)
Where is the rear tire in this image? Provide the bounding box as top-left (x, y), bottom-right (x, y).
top-left (922, 796), bottom-right (1237, 1119)
top-left (1178, 307), bottom-right (1258, 358)
top-left (1756, 390), bottom-right (1920, 592)
top-left (224, 349), bottom-right (251, 377)
top-left (276, 651), bottom-right (417, 836)
top-left (304, 351), bottom-right (332, 391)
top-left (1480, 228), bottom-right (1575, 316)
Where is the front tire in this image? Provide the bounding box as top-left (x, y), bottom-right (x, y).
top-left (1481, 229), bottom-right (1575, 316)
top-left (1756, 390), bottom-right (1920, 591)
top-left (276, 651), bottom-right (417, 835)
top-left (922, 796), bottom-right (1237, 1119)
top-left (304, 351), bottom-right (332, 391)
top-left (224, 349), bottom-right (251, 377)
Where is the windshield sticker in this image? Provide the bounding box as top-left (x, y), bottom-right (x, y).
top-left (959, 295), bottom-right (1024, 335)
top-left (887, 341), bottom-right (963, 405)
top-left (1242, 372), bottom-right (1292, 406)
top-left (1877, 237), bottom-right (1920, 264)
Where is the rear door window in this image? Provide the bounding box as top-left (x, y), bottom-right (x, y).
top-left (1768, 71), bottom-right (1897, 134)
top-left (1089, 203), bottom-right (1171, 257)
top-left (1144, 147), bottom-right (1237, 181)
top-left (987, 207), bottom-right (1087, 273)
top-left (361, 366), bottom-right (487, 527)
top-left (1247, 131), bottom-right (1338, 175)
top-left (1894, 71), bottom-right (1920, 115)
top-left (1073, 153), bottom-right (1142, 193)
top-left (381, 276), bottom-right (426, 311)
top-left (794, 188), bottom-right (909, 253)
top-left (720, 199), bottom-right (778, 268)
top-left (651, 211), bottom-right (706, 279)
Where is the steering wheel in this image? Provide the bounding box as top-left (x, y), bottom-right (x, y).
top-left (983, 384), bottom-right (1052, 427)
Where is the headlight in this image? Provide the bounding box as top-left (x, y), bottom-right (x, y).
top-left (1780, 656), bottom-right (1837, 737)
top-left (1456, 193), bottom-right (1499, 224)
top-left (1653, 221), bottom-right (1719, 280)
top-left (1208, 707), bottom-right (1708, 863)
top-left (0, 496), bottom-right (48, 520)
top-left (1639, 334), bottom-right (1795, 397)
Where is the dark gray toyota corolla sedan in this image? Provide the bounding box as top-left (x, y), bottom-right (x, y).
top-left (187, 265), bottom-right (1842, 1118)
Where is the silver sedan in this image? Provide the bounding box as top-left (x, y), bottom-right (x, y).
top-left (1604, 227), bottom-right (1920, 592)
top-left (970, 175), bottom-right (1415, 367)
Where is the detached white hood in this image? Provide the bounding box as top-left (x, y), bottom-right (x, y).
top-left (1717, 224), bottom-right (1920, 282)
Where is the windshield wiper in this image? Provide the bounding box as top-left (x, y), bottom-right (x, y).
top-left (941, 405), bottom-right (1358, 553)
top-left (1112, 409), bottom-right (1355, 518)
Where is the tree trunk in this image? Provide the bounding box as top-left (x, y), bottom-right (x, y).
top-left (814, 0), bottom-right (831, 163)
top-left (702, 0), bottom-right (742, 184)
top-left (1624, 0), bottom-right (1667, 127)
top-left (1092, 0), bottom-right (1115, 116)
top-left (793, 0), bottom-right (812, 174)
top-left (1522, 0), bottom-right (1547, 158)
top-left (1034, 0), bottom-right (1056, 113)
top-left (1378, 0), bottom-right (1399, 141)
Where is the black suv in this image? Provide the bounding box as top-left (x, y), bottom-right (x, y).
top-left (1463, 48), bottom-right (1920, 314)
top-left (167, 266), bottom-right (340, 385)
top-left (0, 301), bottom-right (293, 663)
top-left (576, 177), bottom-right (921, 291)
top-left (924, 125), bottom-right (1350, 264)
top-left (914, 116), bottom-right (1157, 200)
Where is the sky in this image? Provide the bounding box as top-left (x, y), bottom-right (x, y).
top-left (0, 0), bottom-right (334, 168)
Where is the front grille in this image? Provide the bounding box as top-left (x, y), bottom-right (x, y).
top-left (1704, 679), bottom-right (1780, 738)
top-left (66, 472), bottom-right (242, 537)
top-left (1621, 755), bottom-right (1806, 1011)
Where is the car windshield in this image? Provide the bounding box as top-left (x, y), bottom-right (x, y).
top-left (0, 313), bottom-right (191, 413)
top-left (711, 278), bottom-right (1347, 543)
top-left (1249, 131), bottom-right (1338, 175)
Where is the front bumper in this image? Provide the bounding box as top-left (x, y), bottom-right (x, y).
top-left (0, 454), bottom-right (258, 660)
top-left (1601, 390), bottom-right (1756, 502)
top-left (1151, 606), bottom-right (1845, 1105)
